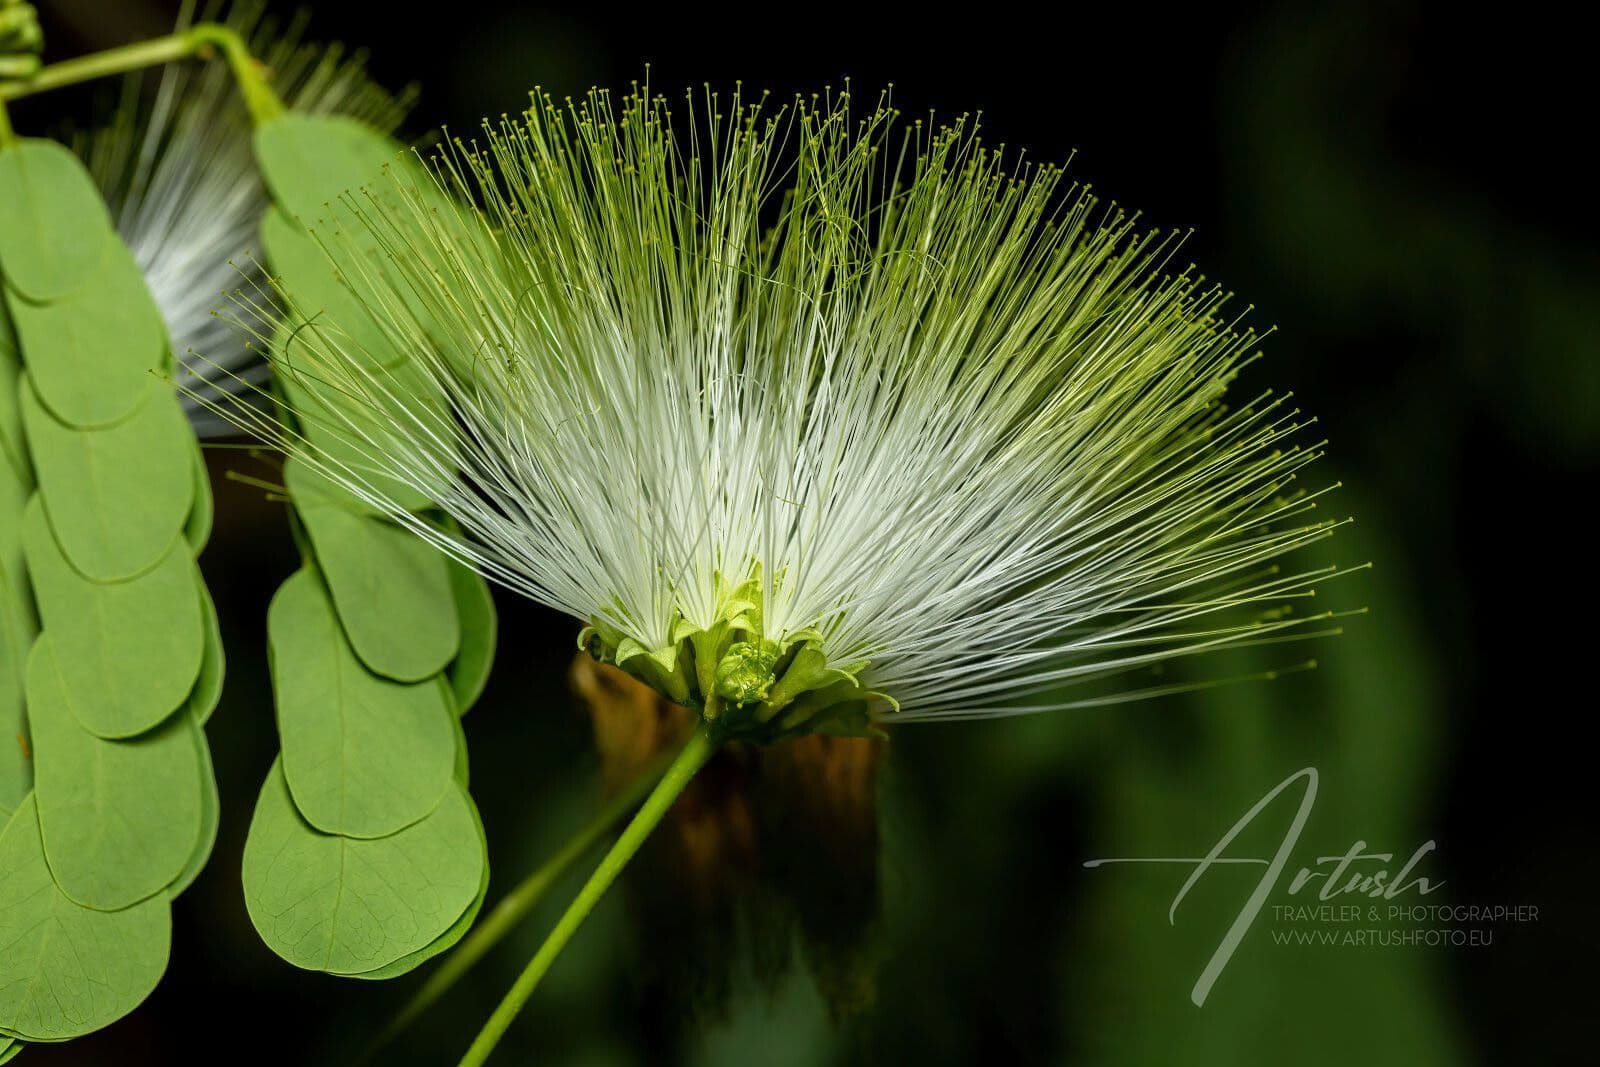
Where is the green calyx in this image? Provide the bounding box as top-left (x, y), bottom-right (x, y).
top-left (577, 577), bottom-right (892, 744)
top-left (713, 640), bottom-right (780, 704)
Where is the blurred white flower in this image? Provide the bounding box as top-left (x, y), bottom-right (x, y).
top-left (79, 0), bottom-right (410, 436)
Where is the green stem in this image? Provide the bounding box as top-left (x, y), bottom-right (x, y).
top-left (458, 723), bottom-right (723, 1067)
top-left (188, 23), bottom-right (281, 123)
top-left (0, 23), bottom-right (281, 122)
top-left (0, 31), bottom-right (193, 100)
top-left (373, 745), bottom-right (682, 1050)
top-left (0, 99), bottom-right (14, 147)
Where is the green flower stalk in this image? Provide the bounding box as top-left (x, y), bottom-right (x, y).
top-left (211, 85), bottom-right (1355, 1058)
top-left (76, 0), bottom-right (411, 435)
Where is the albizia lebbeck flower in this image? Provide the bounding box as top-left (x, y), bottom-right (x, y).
top-left (79, 0), bottom-right (410, 435)
top-left (226, 86), bottom-right (1355, 739)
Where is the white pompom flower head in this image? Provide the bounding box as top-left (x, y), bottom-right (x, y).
top-left (78, 0), bottom-right (412, 437)
top-left (215, 84), bottom-right (1360, 742)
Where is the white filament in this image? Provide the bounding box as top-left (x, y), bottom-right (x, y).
top-left (223, 87), bottom-right (1352, 720)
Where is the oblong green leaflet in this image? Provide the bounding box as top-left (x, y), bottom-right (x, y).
top-left (0, 795), bottom-right (170, 1041)
top-left (311, 524), bottom-right (458, 682)
top-left (254, 112), bottom-right (402, 233)
top-left (25, 639), bottom-right (204, 910)
top-left (258, 116), bottom-right (461, 513)
top-left (0, 322), bottom-right (26, 478)
top-left (0, 402), bottom-right (28, 545)
top-left (190, 583), bottom-right (225, 725)
top-left (0, 427), bottom-right (30, 605)
top-left (261, 207), bottom-right (399, 370)
top-left (269, 568), bottom-right (454, 837)
top-left (185, 439), bottom-right (214, 553)
top-left (8, 241), bottom-right (167, 430)
top-left (20, 375), bottom-right (193, 582)
top-left (446, 555), bottom-right (497, 714)
top-left (258, 117), bottom-right (457, 364)
top-left (253, 114), bottom-right (463, 309)
top-left (167, 724), bottom-right (219, 899)
top-left (0, 567), bottom-right (31, 817)
top-left (0, 461), bottom-right (33, 817)
top-left (344, 793), bottom-right (489, 979)
top-left (21, 498), bottom-right (203, 739)
top-left (274, 328), bottom-right (440, 513)
top-left (0, 139), bottom-right (113, 304)
top-left (242, 760), bottom-right (484, 975)
top-left (287, 459), bottom-right (459, 681)
top-left (451, 710), bottom-right (470, 787)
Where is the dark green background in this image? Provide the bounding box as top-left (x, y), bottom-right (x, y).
top-left (12, 1), bottom-right (1593, 1062)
